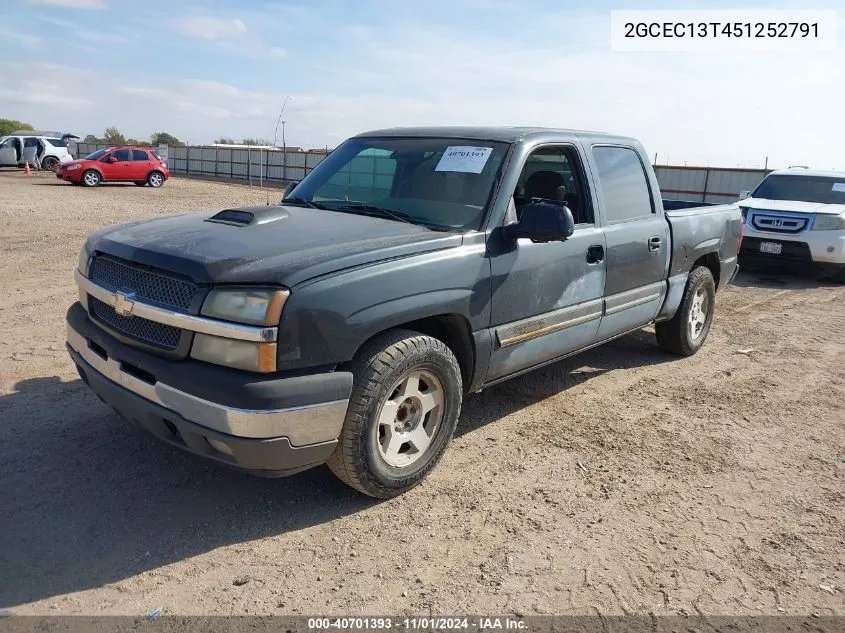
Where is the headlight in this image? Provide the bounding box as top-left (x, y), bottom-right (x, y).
top-left (78, 248), bottom-right (90, 277)
top-left (191, 333), bottom-right (276, 372)
top-left (812, 214), bottom-right (845, 231)
top-left (66, 164), bottom-right (82, 171)
top-left (201, 287), bottom-right (288, 326)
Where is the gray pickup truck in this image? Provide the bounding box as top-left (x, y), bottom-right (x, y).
top-left (67, 127), bottom-right (741, 497)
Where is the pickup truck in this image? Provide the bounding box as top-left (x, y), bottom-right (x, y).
top-left (737, 168), bottom-right (845, 281)
top-left (66, 127), bottom-right (742, 498)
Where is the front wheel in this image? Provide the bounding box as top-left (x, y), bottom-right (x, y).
top-left (656, 266), bottom-right (716, 356)
top-left (81, 170), bottom-right (101, 187)
top-left (327, 329), bottom-right (463, 498)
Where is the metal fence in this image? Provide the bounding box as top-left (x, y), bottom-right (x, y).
top-left (654, 165), bottom-right (768, 204)
top-left (74, 142), bottom-right (330, 186)
top-left (73, 143), bottom-right (768, 203)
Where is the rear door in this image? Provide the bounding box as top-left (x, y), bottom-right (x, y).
top-left (0, 137), bottom-right (18, 166)
top-left (100, 149), bottom-right (132, 181)
top-left (588, 144), bottom-right (671, 340)
top-left (130, 149), bottom-right (151, 180)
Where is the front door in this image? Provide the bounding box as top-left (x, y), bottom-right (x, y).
top-left (486, 144), bottom-right (606, 383)
top-left (99, 148), bottom-right (132, 181)
top-left (589, 144), bottom-right (671, 340)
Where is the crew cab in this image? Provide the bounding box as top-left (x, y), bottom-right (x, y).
top-left (738, 168), bottom-right (845, 281)
top-left (57, 146), bottom-right (169, 187)
top-left (66, 127), bottom-right (741, 498)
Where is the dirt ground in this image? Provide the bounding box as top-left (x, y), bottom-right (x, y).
top-left (1, 170), bottom-right (843, 617)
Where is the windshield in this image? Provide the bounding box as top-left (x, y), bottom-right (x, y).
top-left (84, 148), bottom-right (110, 160)
top-left (284, 137), bottom-right (510, 230)
top-left (752, 174), bottom-right (845, 205)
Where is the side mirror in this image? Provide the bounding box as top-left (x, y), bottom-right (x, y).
top-left (739, 190), bottom-right (751, 199)
top-left (504, 201), bottom-right (575, 243)
top-left (282, 179), bottom-right (301, 200)
top-left (107, 156), bottom-right (118, 163)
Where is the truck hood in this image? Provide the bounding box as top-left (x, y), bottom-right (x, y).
top-left (742, 198), bottom-right (845, 216)
top-left (86, 205), bottom-right (463, 287)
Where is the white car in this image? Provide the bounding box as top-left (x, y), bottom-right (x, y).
top-left (0, 130), bottom-right (76, 171)
top-left (738, 168), bottom-right (845, 281)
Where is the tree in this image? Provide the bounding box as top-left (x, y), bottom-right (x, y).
top-left (103, 127), bottom-right (126, 145)
top-left (214, 137), bottom-right (236, 145)
top-left (241, 138), bottom-right (258, 146)
top-left (83, 134), bottom-right (102, 143)
top-left (150, 131), bottom-right (183, 147)
top-left (0, 119), bottom-right (34, 136)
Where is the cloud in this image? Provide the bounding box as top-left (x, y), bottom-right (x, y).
top-left (0, 28), bottom-right (42, 49)
top-left (25, 0), bottom-right (106, 8)
top-left (36, 15), bottom-right (132, 43)
top-left (269, 47), bottom-right (287, 59)
top-left (172, 16), bottom-right (247, 40)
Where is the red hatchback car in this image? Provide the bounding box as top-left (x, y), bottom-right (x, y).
top-left (57, 146), bottom-right (170, 188)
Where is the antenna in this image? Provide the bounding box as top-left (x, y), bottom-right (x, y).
top-left (267, 96), bottom-right (291, 205)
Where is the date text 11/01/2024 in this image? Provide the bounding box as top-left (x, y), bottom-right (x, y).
top-left (307, 618), bottom-right (528, 630)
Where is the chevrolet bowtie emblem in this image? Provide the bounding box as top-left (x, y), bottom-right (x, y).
top-left (114, 291), bottom-right (136, 317)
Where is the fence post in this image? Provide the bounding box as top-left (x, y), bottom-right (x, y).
top-left (702, 168), bottom-right (711, 203)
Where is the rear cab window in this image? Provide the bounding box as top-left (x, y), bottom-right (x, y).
top-left (591, 146), bottom-right (655, 224)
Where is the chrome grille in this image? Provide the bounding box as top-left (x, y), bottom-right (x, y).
top-left (750, 211), bottom-right (809, 234)
top-left (89, 255), bottom-right (198, 310)
top-left (91, 297), bottom-right (182, 349)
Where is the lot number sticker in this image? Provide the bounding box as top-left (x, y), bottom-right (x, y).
top-left (435, 146), bottom-right (493, 174)
top-left (831, 182), bottom-right (845, 193)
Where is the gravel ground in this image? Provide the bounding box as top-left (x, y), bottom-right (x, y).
top-left (1, 170), bottom-right (843, 616)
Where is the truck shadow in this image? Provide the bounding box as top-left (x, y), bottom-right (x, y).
top-left (0, 329), bottom-right (670, 609)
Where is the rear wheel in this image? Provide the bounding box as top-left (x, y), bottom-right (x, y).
top-left (656, 266), bottom-right (716, 356)
top-left (42, 156), bottom-right (60, 172)
top-left (81, 170), bottom-right (101, 187)
top-left (327, 329), bottom-right (463, 498)
top-left (147, 171), bottom-right (165, 188)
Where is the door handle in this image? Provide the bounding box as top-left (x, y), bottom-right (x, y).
top-left (586, 244), bottom-right (604, 264)
top-left (648, 236), bottom-right (662, 251)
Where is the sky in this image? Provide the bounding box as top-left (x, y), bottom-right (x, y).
top-left (0, 0), bottom-right (842, 168)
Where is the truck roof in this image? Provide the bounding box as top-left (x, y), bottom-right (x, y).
top-left (768, 168), bottom-right (845, 178)
top-left (353, 126), bottom-right (638, 146)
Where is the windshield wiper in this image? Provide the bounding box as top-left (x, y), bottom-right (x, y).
top-left (283, 197), bottom-right (328, 210)
top-left (333, 203), bottom-right (418, 225)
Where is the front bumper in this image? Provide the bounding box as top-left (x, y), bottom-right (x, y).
top-left (740, 226), bottom-right (845, 264)
top-left (66, 303), bottom-right (352, 477)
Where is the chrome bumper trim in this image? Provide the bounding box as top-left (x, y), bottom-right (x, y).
top-left (67, 324), bottom-right (348, 445)
top-left (74, 269), bottom-right (277, 343)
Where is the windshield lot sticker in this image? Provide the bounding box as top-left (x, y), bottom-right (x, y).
top-left (435, 146), bottom-right (493, 174)
top-left (831, 182), bottom-right (845, 192)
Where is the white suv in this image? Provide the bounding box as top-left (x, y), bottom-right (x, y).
top-left (0, 131), bottom-right (76, 171)
top-left (738, 168), bottom-right (845, 281)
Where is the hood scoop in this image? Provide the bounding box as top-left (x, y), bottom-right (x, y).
top-left (205, 206), bottom-right (291, 227)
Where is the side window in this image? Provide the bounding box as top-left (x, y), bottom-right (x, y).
top-left (591, 146), bottom-right (654, 223)
top-left (23, 137), bottom-right (39, 148)
top-left (132, 150), bottom-right (149, 161)
top-left (113, 149), bottom-right (131, 162)
top-left (513, 146), bottom-right (592, 224)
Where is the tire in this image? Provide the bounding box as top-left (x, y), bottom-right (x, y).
top-left (833, 266), bottom-right (845, 284)
top-left (42, 156), bottom-right (60, 172)
top-left (147, 171), bottom-right (165, 188)
top-left (134, 181), bottom-right (147, 186)
top-left (327, 329), bottom-right (463, 498)
top-left (656, 266), bottom-right (716, 356)
top-left (81, 170), bottom-right (101, 187)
